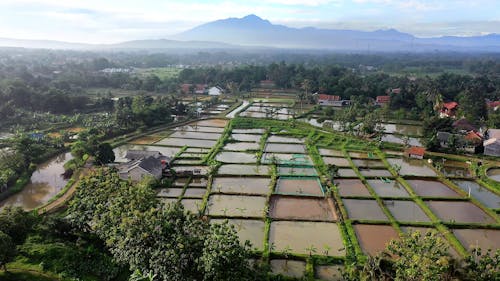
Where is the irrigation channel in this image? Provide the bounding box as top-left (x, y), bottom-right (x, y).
top-left (1, 99), bottom-right (499, 280)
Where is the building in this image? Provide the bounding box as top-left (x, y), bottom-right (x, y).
top-left (180, 83), bottom-right (208, 94)
top-left (118, 156), bottom-right (163, 181)
top-left (208, 86), bottom-right (223, 96)
top-left (453, 118), bottom-right (477, 133)
top-left (316, 94), bottom-right (350, 107)
top-left (440, 102), bottom-right (458, 118)
top-left (437, 131), bottom-right (480, 153)
top-left (487, 101), bottom-right (500, 111)
top-left (484, 129), bottom-right (500, 157)
top-left (376, 95), bottom-right (391, 105)
top-left (405, 146), bottom-right (426, 159)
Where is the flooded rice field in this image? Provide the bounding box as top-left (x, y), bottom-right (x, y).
top-left (353, 224), bottom-right (399, 255)
top-left (156, 137), bottom-right (217, 148)
top-left (315, 265), bottom-right (342, 281)
top-left (231, 133), bottom-right (261, 142)
top-left (267, 135), bottom-right (303, 143)
top-left (183, 188), bottom-right (207, 198)
top-left (270, 260), bottom-right (306, 279)
top-left (223, 142), bottom-right (260, 151)
top-left (157, 188), bottom-right (184, 198)
top-left (174, 125), bottom-right (225, 133)
top-left (319, 148), bottom-right (344, 157)
top-left (352, 159), bottom-right (386, 168)
top-left (180, 198), bottom-right (203, 213)
top-left (262, 153), bottom-right (312, 165)
top-left (335, 179), bottom-right (372, 197)
top-left (210, 219), bottom-right (265, 250)
top-left (269, 221), bottom-right (344, 256)
top-left (452, 228), bottom-right (500, 253)
top-left (337, 169), bottom-right (358, 177)
top-left (367, 179), bottom-right (410, 197)
top-left (322, 157), bottom-right (351, 166)
top-left (218, 164), bottom-right (270, 176)
top-left (232, 128), bottom-right (265, 134)
top-left (487, 168), bottom-right (500, 182)
top-left (452, 180), bottom-right (500, 209)
top-left (207, 194), bottom-right (267, 217)
top-left (359, 168), bottom-right (393, 178)
top-left (342, 199), bottom-right (388, 221)
top-left (384, 200), bottom-right (430, 222)
top-left (270, 196), bottom-right (336, 221)
top-left (387, 158), bottom-right (437, 177)
top-left (216, 151), bottom-right (257, 163)
top-left (426, 201), bottom-right (495, 223)
top-left (264, 143), bottom-right (306, 153)
top-left (276, 178), bottom-right (323, 196)
top-left (278, 166), bottom-right (318, 176)
top-left (406, 179), bottom-right (461, 198)
top-left (211, 177), bottom-right (270, 195)
top-left (190, 119), bottom-right (228, 127)
top-left (169, 131), bottom-right (221, 140)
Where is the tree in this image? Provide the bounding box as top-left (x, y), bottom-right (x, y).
top-left (95, 143), bottom-right (115, 165)
top-left (0, 231), bottom-right (16, 271)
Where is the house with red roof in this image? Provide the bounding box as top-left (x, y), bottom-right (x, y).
top-left (487, 101), bottom-right (500, 111)
top-left (180, 83), bottom-right (208, 94)
top-left (440, 102), bottom-right (458, 118)
top-left (405, 146), bottom-right (426, 159)
top-left (376, 95), bottom-right (390, 105)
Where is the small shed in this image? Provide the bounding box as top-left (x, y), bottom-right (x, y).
top-left (405, 146), bottom-right (426, 159)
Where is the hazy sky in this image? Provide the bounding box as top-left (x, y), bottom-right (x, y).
top-left (0, 0), bottom-right (499, 43)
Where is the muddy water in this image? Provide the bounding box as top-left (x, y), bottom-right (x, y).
top-left (216, 151), bottom-right (257, 163)
top-left (265, 143), bottom-right (306, 153)
top-left (231, 134), bottom-right (261, 142)
top-left (156, 188), bottom-right (184, 198)
top-left (337, 169), bottom-right (357, 177)
top-left (348, 152), bottom-right (371, 159)
top-left (406, 180), bottom-right (461, 198)
top-left (183, 188), bottom-right (207, 198)
top-left (315, 265), bottom-right (343, 281)
top-left (210, 218), bottom-right (265, 250)
top-left (452, 180), bottom-right (500, 209)
top-left (262, 153), bottom-right (312, 165)
top-left (322, 157), bottom-right (351, 166)
top-left (267, 135), bottom-right (304, 143)
top-left (335, 179), bottom-right (372, 197)
top-left (174, 125), bottom-right (225, 133)
top-left (270, 260), bottom-right (306, 279)
top-left (487, 168), bottom-right (500, 182)
top-left (381, 123), bottom-right (423, 136)
top-left (189, 177), bottom-right (208, 187)
top-left (276, 178), bottom-right (323, 196)
top-left (218, 164), bottom-right (269, 176)
top-left (442, 166), bottom-right (471, 178)
top-left (387, 158), bottom-right (437, 177)
top-left (353, 224), bottom-right (399, 256)
top-left (113, 144), bottom-right (181, 162)
top-left (426, 201), bottom-right (495, 223)
top-left (352, 159), bottom-right (386, 168)
top-left (342, 199), bottom-right (388, 221)
top-left (359, 169), bottom-right (393, 178)
top-left (270, 196), bottom-right (337, 221)
top-left (180, 198), bottom-right (203, 213)
top-left (170, 131), bottom-right (221, 140)
top-left (207, 195), bottom-right (266, 217)
top-left (384, 200), bottom-right (430, 222)
top-left (191, 119), bottom-right (228, 127)
top-left (319, 148), bottom-right (344, 157)
top-left (0, 152), bottom-right (73, 210)
top-left (367, 179), bottom-right (410, 197)
top-left (173, 178), bottom-right (190, 187)
top-left (211, 177), bottom-right (270, 195)
top-left (223, 142), bottom-right (260, 151)
top-left (278, 167), bottom-right (318, 176)
top-left (452, 229), bottom-right (500, 253)
top-left (269, 221), bottom-right (345, 256)
top-left (156, 137), bottom-right (217, 148)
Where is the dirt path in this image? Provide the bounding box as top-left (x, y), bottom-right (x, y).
top-left (37, 168), bottom-right (89, 215)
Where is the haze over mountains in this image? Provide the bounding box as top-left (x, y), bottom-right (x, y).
top-left (1, 15), bottom-right (500, 52)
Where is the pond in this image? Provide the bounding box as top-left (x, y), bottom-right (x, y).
top-left (452, 180), bottom-right (500, 209)
top-left (269, 221), bottom-right (345, 256)
top-left (270, 196), bottom-right (337, 221)
top-left (353, 224), bottom-right (399, 256)
top-left (113, 144), bottom-right (181, 162)
top-left (342, 199), bottom-right (388, 221)
top-left (210, 218), bottom-right (265, 250)
top-left (216, 151), bottom-right (257, 163)
top-left (335, 179), bottom-right (372, 197)
top-left (487, 168), bottom-right (500, 182)
top-left (406, 179), bottom-right (462, 198)
top-left (384, 200), bottom-right (430, 222)
top-left (211, 177), bottom-right (271, 195)
top-left (0, 152), bottom-right (73, 210)
top-left (426, 201), bottom-right (495, 223)
top-left (206, 194), bottom-right (267, 217)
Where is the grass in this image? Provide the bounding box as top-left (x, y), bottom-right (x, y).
top-left (0, 270), bottom-right (64, 281)
top-left (134, 67), bottom-right (181, 80)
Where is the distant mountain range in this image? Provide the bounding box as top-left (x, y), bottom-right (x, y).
top-left (1, 14), bottom-right (500, 52)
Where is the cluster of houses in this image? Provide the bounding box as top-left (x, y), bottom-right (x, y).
top-left (117, 150), bottom-right (171, 181)
top-left (180, 84), bottom-right (224, 96)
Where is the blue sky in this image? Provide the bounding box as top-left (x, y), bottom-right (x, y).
top-left (0, 0), bottom-right (498, 43)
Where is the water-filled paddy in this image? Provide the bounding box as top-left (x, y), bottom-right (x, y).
top-left (322, 157), bottom-right (351, 166)
top-left (218, 165), bottom-right (269, 176)
top-left (232, 128), bottom-right (265, 134)
top-left (231, 133), bottom-right (261, 142)
top-left (359, 169), bottom-right (392, 178)
top-left (265, 143), bottom-right (306, 153)
top-left (189, 177), bottom-right (208, 187)
top-left (270, 196), bottom-right (336, 221)
top-left (315, 265), bottom-right (342, 281)
top-left (335, 179), bottom-right (371, 197)
top-left (276, 178), bottom-right (323, 196)
top-left (270, 260), bottom-right (306, 279)
top-left (278, 167), bottom-right (318, 176)
top-left (156, 138), bottom-right (217, 148)
top-left (452, 228), bottom-right (500, 253)
top-left (366, 179), bottom-right (410, 197)
top-left (426, 201), bottom-right (495, 223)
top-left (337, 169), bottom-right (357, 177)
top-left (384, 200), bottom-right (430, 222)
top-left (210, 219), bottom-right (265, 250)
top-left (169, 131), bottom-right (221, 140)
top-left (387, 158), bottom-right (436, 177)
top-left (183, 188), bottom-right (207, 198)
top-left (342, 199), bottom-right (388, 221)
top-left (211, 177), bottom-right (271, 195)
top-left (352, 159), bottom-right (386, 168)
top-left (406, 180), bottom-right (461, 198)
top-left (452, 180), bottom-right (500, 209)
top-left (173, 159), bottom-right (201, 165)
top-left (181, 199), bottom-right (203, 213)
top-left (174, 125), bottom-right (225, 133)
top-left (267, 135), bottom-right (303, 143)
top-left (207, 195), bottom-right (267, 217)
top-left (262, 153), bottom-right (312, 165)
top-left (269, 221), bottom-right (345, 256)
top-left (190, 119), bottom-right (228, 127)
top-left (223, 142), bottom-right (260, 151)
top-left (353, 224), bottom-right (399, 255)
top-left (156, 188), bottom-right (184, 198)
top-left (319, 148), bottom-right (344, 157)
top-left (172, 166), bottom-right (209, 176)
top-left (487, 168), bottom-right (500, 182)
top-left (216, 151), bottom-right (257, 163)
top-left (380, 123), bottom-right (423, 136)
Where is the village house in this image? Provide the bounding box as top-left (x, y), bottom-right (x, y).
top-left (208, 86), bottom-right (223, 96)
top-left (487, 100), bottom-right (500, 111)
top-left (436, 131), bottom-right (481, 153)
top-left (375, 95), bottom-right (390, 106)
top-left (316, 94), bottom-right (351, 107)
top-left (484, 129), bottom-right (500, 157)
top-left (180, 83), bottom-right (208, 94)
top-left (118, 150), bottom-right (172, 181)
top-left (405, 146), bottom-right (426, 159)
top-left (452, 118), bottom-right (477, 133)
top-left (439, 102), bottom-right (459, 118)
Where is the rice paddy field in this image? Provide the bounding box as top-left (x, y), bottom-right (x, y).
top-left (112, 100), bottom-right (500, 280)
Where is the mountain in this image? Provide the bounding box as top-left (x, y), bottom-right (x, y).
top-left (173, 14), bottom-right (500, 52)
